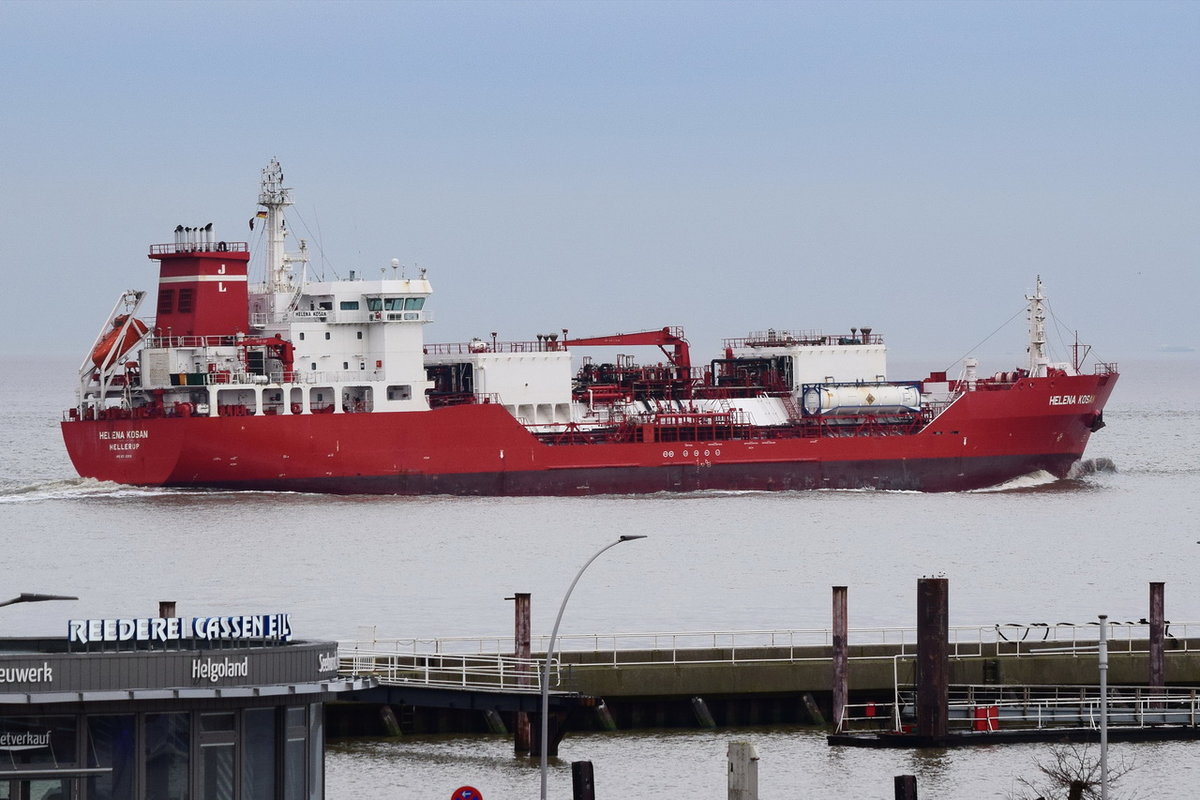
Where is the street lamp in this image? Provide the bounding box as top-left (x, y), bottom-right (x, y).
top-left (0, 593), bottom-right (78, 609)
top-left (539, 535), bottom-right (646, 800)
top-left (1098, 614), bottom-right (1109, 800)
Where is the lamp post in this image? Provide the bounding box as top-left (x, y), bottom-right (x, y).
top-left (539, 535), bottom-right (646, 800)
top-left (0, 593), bottom-right (78, 609)
top-left (1098, 614), bottom-right (1109, 800)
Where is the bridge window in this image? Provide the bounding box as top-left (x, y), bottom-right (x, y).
top-left (404, 297), bottom-right (425, 310)
top-left (340, 301), bottom-right (359, 310)
top-left (366, 298), bottom-right (382, 311)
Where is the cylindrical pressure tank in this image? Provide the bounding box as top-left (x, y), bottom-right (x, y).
top-left (801, 383), bottom-right (921, 416)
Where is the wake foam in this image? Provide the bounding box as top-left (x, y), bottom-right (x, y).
top-left (0, 478), bottom-right (171, 503)
top-left (1068, 457), bottom-right (1118, 478)
top-left (969, 470), bottom-right (1061, 493)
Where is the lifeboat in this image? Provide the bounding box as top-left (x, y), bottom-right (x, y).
top-left (91, 315), bottom-right (149, 369)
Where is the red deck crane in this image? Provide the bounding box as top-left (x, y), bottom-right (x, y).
top-left (563, 326), bottom-right (692, 374)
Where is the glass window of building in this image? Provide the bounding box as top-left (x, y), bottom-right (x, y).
top-left (0, 715), bottom-right (77, 770)
top-left (199, 713), bottom-right (236, 800)
top-left (87, 715), bottom-right (135, 800)
top-left (144, 713), bottom-right (189, 800)
top-left (283, 707), bottom-right (307, 800)
top-left (242, 709), bottom-right (276, 800)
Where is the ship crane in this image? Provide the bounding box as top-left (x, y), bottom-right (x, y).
top-left (564, 327), bottom-right (692, 376)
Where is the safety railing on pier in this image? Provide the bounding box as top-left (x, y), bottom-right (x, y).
top-left (344, 621), bottom-right (1200, 669)
top-left (836, 684), bottom-right (1200, 734)
top-left (338, 645), bottom-right (551, 693)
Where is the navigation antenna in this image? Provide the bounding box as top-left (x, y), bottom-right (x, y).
top-left (1026, 275), bottom-right (1049, 378)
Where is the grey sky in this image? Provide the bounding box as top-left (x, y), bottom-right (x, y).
top-left (2, 0), bottom-right (1196, 373)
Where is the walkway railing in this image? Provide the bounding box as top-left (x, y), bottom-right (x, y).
top-left (338, 645), bottom-right (551, 693)
top-left (343, 621), bottom-right (1200, 668)
top-left (837, 684), bottom-right (1200, 734)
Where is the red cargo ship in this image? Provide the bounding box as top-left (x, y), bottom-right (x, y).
top-left (61, 162), bottom-right (1118, 495)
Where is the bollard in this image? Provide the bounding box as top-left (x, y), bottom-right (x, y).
top-left (571, 760), bottom-right (596, 800)
top-left (727, 741), bottom-right (758, 800)
top-left (894, 774), bottom-right (917, 800)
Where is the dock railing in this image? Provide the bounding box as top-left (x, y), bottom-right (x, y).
top-left (338, 645), bottom-right (551, 693)
top-left (837, 684), bottom-right (1200, 734)
top-left (342, 620), bottom-right (1199, 668)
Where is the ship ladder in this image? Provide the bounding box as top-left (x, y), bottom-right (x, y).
top-left (780, 393), bottom-right (803, 423)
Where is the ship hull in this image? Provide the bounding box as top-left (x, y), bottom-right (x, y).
top-left (61, 372), bottom-right (1117, 496)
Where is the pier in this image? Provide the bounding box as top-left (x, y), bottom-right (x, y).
top-left (330, 580), bottom-right (1200, 749)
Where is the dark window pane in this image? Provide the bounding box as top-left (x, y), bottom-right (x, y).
top-left (87, 715), bottom-right (136, 800)
top-left (200, 713), bottom-right (235, 734)
top-left (145, 713), bottom-right (190, 800)
top-left (243, 709), bottom-right (277, 800)
top-left (201, 743), bottom-right (234, 800)
top-left (0, 716), bottom-right (76, 768)
top-left (284, 738), bottom-right (305, 800)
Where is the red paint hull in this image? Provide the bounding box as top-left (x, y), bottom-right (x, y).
top-left (61, 372), bottom-right (1117, 495)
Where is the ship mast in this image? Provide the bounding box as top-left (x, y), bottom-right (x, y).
top-left (257, 159), bottom-right (310, 320)
top-left (259, 159), bottom-right (292, 293)
top-left (1026, 275), bottom-right (1049, 378)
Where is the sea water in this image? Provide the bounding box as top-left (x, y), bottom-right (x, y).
top-left (3, 355), bottom-right (1199, 798)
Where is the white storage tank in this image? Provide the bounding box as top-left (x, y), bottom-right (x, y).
top-left (801, 383), bottom-right (922, 416)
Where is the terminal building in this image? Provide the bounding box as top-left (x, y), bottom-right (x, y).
top-left (0, 606), bottom-right (361, 800)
